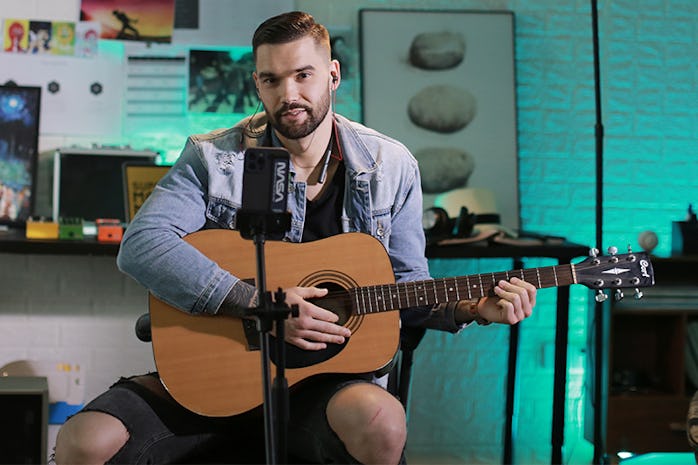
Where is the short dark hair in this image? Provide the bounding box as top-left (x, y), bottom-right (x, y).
top-left (252, 11), bottom-right (330, 60)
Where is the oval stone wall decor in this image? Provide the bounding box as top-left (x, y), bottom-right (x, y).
top-left (409, 31), bottom-right (466, 70)
top-left (407, 85), bottom-right (477, 133)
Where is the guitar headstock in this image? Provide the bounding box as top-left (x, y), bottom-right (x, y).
top-left (575, 247), bottom-right (655, 302)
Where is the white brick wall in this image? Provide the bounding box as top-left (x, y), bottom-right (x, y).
top-left (0, 253), bottom-right (155, 402)
top-left (0, 252), bottom-right (156, 460)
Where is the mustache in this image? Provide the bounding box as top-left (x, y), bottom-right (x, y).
top-left (278, 103), bottom-right (311, 114)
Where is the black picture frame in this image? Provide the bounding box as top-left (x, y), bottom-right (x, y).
top-left (0, 84), bottom-right (41, 227)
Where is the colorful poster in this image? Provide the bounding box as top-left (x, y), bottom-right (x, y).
top-left (80, 0), bottom-right (176, 43)
top-left (28, 21), bottom-right (52, 54)
top-left (51, 21), bottom-right (76, 56)
top-left (75, 21), bottom-right (100, 57)
top-left (3, 19), bottom-right (29, 53)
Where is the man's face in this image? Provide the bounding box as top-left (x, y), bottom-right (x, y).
top-left (254, 36), bottom-right (332, 140)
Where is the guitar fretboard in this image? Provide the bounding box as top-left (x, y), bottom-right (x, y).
top-left (348, 264), bottom-right (576, 314)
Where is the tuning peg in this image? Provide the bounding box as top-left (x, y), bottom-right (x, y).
top-left (634, 288), bottom-right (644, 300)
top-left (589, 248), bottom-right (601, 264)
top-left (614, 289), bottom-right (624, 301)
top-left (608, 246), bottom-right (618, 255)
top-left (595, 290), bottom-right (608, 302)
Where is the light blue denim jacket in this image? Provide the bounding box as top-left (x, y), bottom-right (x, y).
top-left (117, 113), bottom-right (462, 332)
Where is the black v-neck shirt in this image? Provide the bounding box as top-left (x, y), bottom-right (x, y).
top-left (301, 161), bottom-right (345, 242)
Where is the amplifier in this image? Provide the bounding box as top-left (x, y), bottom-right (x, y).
top-left (51, 147), bottom-right (159, 223)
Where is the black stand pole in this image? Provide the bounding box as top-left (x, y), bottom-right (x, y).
top-left (239, 211), bottom-right (295, 465)
top-left (590, 1), bottom-right (608, 463)
top-left (243, 229), bottom-right (297, 465)
top-left (503, 258), bottom-right (524, 465)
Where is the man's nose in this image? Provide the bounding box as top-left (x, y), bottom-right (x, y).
top-left (279, 79), bottom-right (300, 103)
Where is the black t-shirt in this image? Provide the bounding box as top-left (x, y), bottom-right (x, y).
top-left (301, 161), bottom-right (345, 242)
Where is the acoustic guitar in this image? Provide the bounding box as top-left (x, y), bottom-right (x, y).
top-left (149, 229), bottom-right (655, 417)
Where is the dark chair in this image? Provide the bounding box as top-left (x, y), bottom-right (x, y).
top-left (389, 326), bottom-right (427, 408)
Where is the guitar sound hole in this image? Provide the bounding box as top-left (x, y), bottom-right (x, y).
top-left (311, 282), bottom-right (351, 325)
top-left (271, 282), bottom-right (352, 369)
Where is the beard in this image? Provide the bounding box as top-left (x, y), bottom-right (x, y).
top-left (267, 90), bottom-right (331, 140)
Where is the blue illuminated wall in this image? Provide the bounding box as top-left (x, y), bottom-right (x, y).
top-left (48, 1), bottom-right (696, 463)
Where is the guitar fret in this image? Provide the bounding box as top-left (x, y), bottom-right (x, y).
top-left (416, 282), bottom-right (425, 305)
top-left (400, 282), bottom-right (408, 308)
top-left (552, 267), bottom-right (559, 287)
top-left (536, 268), bottom-right (542, 289)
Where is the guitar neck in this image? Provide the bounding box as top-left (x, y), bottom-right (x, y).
top-left (349, 264), bottom-right (575, 314)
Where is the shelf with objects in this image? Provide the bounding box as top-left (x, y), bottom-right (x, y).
top-left (0, 225), bottom-right (120, 256)
top-left (585, 255), bottom-right (698, 457)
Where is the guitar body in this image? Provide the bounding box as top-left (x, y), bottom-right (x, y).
top-left (149, 229), bottom-right (400, 417)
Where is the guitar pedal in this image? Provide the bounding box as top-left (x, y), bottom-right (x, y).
top-left (96, 218), bottom-right (123, 243)
top-left (26, 217), bottom-right (59, 239)
top-left (59, 218), bottom-right (84, 240)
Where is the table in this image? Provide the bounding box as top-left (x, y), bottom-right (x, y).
top-left (425, 240), bottom-right (590, 465)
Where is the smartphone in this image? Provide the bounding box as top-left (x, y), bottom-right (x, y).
top-left (241, 147), bottom-right (290, 214)
top-left (238, 147), bottom-right (291, 239)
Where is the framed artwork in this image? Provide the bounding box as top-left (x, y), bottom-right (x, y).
top-left (122, 163), bottom-right (170, 222)
top-left (0, 85), bottom-right (41, 227)
top-left (188, 48), bottom-right (256, 114)
top-left (80, 0), bottom-right (176, 43)
top-left (360, 9), bottom-right (520, 231)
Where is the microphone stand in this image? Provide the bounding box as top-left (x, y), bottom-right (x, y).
top-left (239, 211), bottom-right (296, 465)
top-left (590, 1), bottom-right (608, 463)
